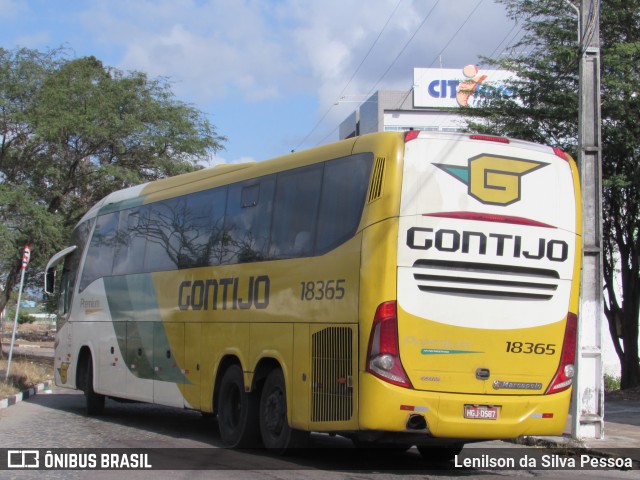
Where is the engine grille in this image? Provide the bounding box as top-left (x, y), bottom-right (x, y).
top-left (311, 326), bottom-right (353, 422)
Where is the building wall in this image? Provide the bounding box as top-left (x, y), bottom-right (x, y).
top-left (357, 92), bottom-right (381, 136)
top-left (339, 89), bottom-right (467, 140)
top-left (339, 109), bottom-right (359, 139)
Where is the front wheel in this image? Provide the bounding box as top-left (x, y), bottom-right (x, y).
top-left (259, 368), bottom-right (309, 453)
top-left (83, 355), bottom-right (105, 416)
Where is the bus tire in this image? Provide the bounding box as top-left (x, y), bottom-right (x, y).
top-left (217, 364), bottom-right (260, 448)
top-left (417, 445), bottom-right (464, 462)
top-left (83, 355), bottom-right (105, 416)
top-left (259, 368), bottom-right (309, 453)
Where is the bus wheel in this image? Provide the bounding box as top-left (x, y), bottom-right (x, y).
top-left (83, 355), bottom-right (105, 416)
top-left (259, 368), bottom-right (309, 453)
top-left (217, 364), bottom-right (259, 448)
top-left (417, 445), bottom-right (464, 463)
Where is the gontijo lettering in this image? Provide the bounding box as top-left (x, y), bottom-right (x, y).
top-left (406, 227), bottom-right (569, 262)
top-left (178, 275), bottom-right (270, 310)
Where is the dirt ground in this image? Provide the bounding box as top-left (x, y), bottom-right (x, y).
top-left (1, 321), bottom-right (55, 347)
top-left (605, 386), bottom-right (640, 401)
top-left (0, 322), bottom-right (55, 399)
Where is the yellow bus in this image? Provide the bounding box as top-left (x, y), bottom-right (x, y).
top-left (45, 131), bottom-right (581, 459)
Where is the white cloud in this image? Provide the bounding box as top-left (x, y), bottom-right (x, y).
top-left (74, 1), bottom-right (421, 103)
top-left (0, 0), bottom-right (26, 17)
top-left (71, 1), bottom-right (512, 109)
top-left (78, 0), bottom-right (296, 103)
top-left (20, 0), bottom-right (514, 158)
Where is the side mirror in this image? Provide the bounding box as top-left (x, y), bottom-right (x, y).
top-left (44, 245), bottom-right (77, 295)
top-left (45, 267), bottom-right (56, 295)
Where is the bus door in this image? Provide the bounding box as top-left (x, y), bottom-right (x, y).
top-left (123, 319), bottom-right (186, 407)
top-left (153, 321), bottom-right (186, 408)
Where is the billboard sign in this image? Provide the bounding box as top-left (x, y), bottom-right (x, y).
top-left (413, 65), bottom-right (516, 108)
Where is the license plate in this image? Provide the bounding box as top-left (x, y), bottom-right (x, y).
top-left (464, 404), bottom-right (499, 420)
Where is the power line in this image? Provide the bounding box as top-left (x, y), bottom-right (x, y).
top-left (305, 0), bottom-right (498, 148)
top-left (485, 21), bottom-right (521, 62)
top-left (398, 0), bottom-right (486, 113)
top-left (336, 0), bottom-right (405, 103)
top-left (427, 0), bottom-right (485, 67)
top-left (364, 0), bottom-right (441, 97)
top-left (313, 0), bottom-right (443, 147)
top-left (294, 0), bottom-right (405, 151)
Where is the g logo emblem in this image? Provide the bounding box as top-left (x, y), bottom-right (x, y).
top-left (436, 155), bottom-right (547, 206)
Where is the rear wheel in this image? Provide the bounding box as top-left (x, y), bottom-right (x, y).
top-left (217, 364), bottom-right (260, 448)
top-left (259, 368), bottom-right (309, 453)
top-left (83, 355), bottom-right (105, 416)
top-left (417, 445), bottom-right (464, 463)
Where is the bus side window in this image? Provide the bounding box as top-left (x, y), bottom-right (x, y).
top-left (55, 218), bottom-right (93, 324)
top-left (316, 153), bottom-right (373, 254)
top-left (79, 212), bottom-right (119, 291)
top-left (185, 187), bottom-right (228, 267)
top-left (144, 198), bottom-right (188, 271)
top-left (112, 207), bottom-right (146, 276)
top-left (270, 165), bottom-right (322, 258)
top-left (59, 266), bottom-right (73, 316)
top-left (223, 178), bottom-right (274, 264)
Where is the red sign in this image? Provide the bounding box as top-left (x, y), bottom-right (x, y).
top-left (21, 246), bottom-right (30, 269)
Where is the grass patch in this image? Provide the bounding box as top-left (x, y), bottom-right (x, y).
top-left (0, 355), bottom-right (54, 400)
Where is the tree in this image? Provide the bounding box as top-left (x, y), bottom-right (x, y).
top-left (459, 0), bottom-right (640, 388)
top-left (0, 47), bottom-right (226, 326)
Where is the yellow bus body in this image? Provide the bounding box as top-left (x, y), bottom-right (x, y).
top-left (48, 131), bottom-right (581, 448)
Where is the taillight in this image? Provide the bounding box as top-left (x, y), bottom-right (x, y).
top-left (366, 301), bottom-right (413, 388)
top-left (553, 147), bottom-right (570, 162)
top-left (404, 130), bottom-right (420, 142)
top-left (545, 313), bottom-right (577, 394)
top-left (469, 134), bottom-right (510, 144)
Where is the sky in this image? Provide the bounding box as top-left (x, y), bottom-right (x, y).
top-left (0, 0), bottom-right (522, 166)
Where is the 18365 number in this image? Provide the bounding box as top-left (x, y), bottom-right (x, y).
top-left (505, 341), bottom-right (556, 355)
top-left (300, 279), bottom-right (346, 301)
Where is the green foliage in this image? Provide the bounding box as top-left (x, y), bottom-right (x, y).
top-left (17, 310), bottom-right (35, 325)
top-left (604, 373), bottom-right (621, 393)
top-left (459, 0), bottom-right (640, 388)
top-left (1, 307), bottom-right (34, 325)
top-left (0, 184), bottom-right (64, 274)
top-left (0, 46), bottom-right (226, 312)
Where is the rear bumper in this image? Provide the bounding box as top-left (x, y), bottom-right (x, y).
top-left (359, 372), bottom-right (570, 439)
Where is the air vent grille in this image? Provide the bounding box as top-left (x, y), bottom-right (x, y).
top-left (311, 327), bottom-right (353, 422)
top-left (367, 157), bottom-right (386, 203)
top-left (412, 259), bottom-right (559, 300)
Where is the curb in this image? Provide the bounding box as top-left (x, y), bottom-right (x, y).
top-left (0, 380), bottom-right (53, 410)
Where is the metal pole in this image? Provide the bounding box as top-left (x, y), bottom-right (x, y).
top-left (573, 0), bottom-right (604, 440)
top-left (4, 246), bottom-right (31, 384)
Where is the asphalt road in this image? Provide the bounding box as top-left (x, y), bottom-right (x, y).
top-left (0, 387), bottom-right (637, 480)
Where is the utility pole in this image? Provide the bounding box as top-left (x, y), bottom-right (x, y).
top-left (573, 0), bottom-right (604, 440)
